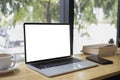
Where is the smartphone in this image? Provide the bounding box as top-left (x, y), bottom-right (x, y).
top-left (86, 55), bottom-right (113, 65)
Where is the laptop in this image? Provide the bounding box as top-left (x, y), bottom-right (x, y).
top-left (23, 23), bottom-right (98, 77)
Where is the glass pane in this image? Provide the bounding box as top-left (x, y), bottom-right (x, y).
top-left (0, 0), bottom-right (60, 62)
top-left (74, 0), bottom-right (118, 54)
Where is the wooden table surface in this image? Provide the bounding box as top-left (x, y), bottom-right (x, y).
top-left (0, 52), bottom-right (120, 80)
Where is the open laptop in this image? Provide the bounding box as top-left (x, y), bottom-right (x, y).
top-left (23, 23), bottom-right (98, 77)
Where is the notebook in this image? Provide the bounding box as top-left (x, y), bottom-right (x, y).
top-left (23, 23), bottom-right (98, 77)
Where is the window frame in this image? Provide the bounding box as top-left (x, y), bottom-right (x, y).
top-left (69, 0), bottom-right (74, 55)
top-left (117, 0), bottom-right (120, 47)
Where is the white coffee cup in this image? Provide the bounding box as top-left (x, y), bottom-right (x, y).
top-left (0, 53), bottom-right (15, 70)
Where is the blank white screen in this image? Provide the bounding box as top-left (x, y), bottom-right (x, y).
top-left (25, 24), bottom-right (70, 62)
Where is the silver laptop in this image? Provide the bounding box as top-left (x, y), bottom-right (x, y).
top-left (23, 23), bottom-right (98, 77)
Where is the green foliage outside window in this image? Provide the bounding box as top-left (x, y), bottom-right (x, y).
top-left (74, 0), bottom-right (118, 37)
top-left (0, 0), bottom-right (60, 28)
top-left (0, 0), bottom-right (118, 34)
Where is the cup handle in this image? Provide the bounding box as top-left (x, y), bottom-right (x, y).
top-left (9, 60), bottom-right (16, 68)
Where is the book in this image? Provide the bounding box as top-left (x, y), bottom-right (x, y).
top-left (82, 44), bottom-right (117, 57)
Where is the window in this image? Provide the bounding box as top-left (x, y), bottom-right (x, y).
top-left (0, 0), bottom-right (70, 62)
top-left (74, 0), bottom-right (119, 54)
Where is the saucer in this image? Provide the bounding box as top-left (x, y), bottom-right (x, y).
top-left (0, 63), bottom-right (18, 74)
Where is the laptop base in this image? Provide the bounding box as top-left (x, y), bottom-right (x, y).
top-left (27, 60), bottom-right (98, 77)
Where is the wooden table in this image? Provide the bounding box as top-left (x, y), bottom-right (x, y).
top-left (0, 53), bottom-right (120, 80)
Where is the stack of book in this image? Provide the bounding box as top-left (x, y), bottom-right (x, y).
top-left (82, 44), bottom-right (117, 57)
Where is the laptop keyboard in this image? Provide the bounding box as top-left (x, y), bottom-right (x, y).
top-left (31, 57), bottom-right (82, 69)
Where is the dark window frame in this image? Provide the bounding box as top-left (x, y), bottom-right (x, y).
top-left (117, 0), bottom-right (120, 47)
top-left (69, 0), bottom-right (74, 55)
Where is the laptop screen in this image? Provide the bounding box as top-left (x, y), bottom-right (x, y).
top-left (24, 23), bottom-right (70, 62)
